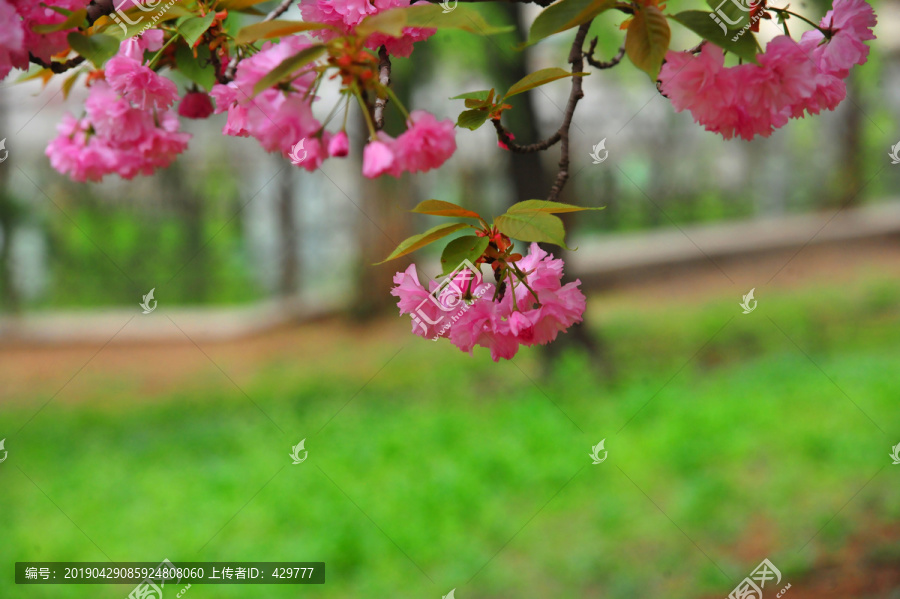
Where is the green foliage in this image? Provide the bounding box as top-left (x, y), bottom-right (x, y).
top-left (526, 0), bottom-right (617, 45)
top-left (65, 32), bottom-right (120, 68)
top-left (671, 11), bottom-right (760, 63)
top-left (356, 4), bottom-right (513, 38)
top-left (624, 5), bottom-right (671, 80)
top-left (3, 277), bottom-right (899, 597)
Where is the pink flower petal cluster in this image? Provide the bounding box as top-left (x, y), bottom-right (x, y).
top-left (209, 36), bottom-right (331, 171)
top-left (9, 0), bottom-right (89, 63)
top-left (300, 0), bottom-right (435, 57)
top-left (46, 78), bottom-right (190, 182)
top-left (391, 243), bottom-right (586, 361)
top-left (0, 0), bottom-right (92, 79)
top-left (362, 110), bottom-right (456, 178)
top-left (659, 0), bottom-right (876, 140)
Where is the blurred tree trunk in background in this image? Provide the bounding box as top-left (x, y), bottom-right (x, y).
top-left (494, 6), bottom-right (607, 371)
top-left (277, 166), bottom-right (299, 296)
top-left (351, 46), bottom-right (416, 318)
top-left (836, 76), bottom-right (864, 209)
top-left (0, 94), bottom-right (20, 314)
top-left (491, 4), bottom-right (548, 209)
top-left (164, 164), bottom-right (208, 303)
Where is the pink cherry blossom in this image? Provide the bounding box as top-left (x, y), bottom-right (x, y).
top-left (393, 110), bottom-right (456, 173)
top-left (299, 0), bottom-right (434, 58)
top-left (10, 0), bottom-right (88, 63)
top-left (328, 130), bottom-right (350, 157)
top-left (800, 0), bottom-right (876, 78)
top-left (47, 81), bottom-right (190, 182)
top-left (362, 139), bottom-right (396, 178)
top-left (105, 56), bottom-right (180, 111)
top-left (0, 0), bottom-right (25, 80)
top-left (210, 37), bottom-right (323, 160)
top-left (659, 0), bottom-right (877, 142)
top-left (658, 43), bottom-right (739, 138)
top-left (179, 91), bottom-right (215, 119)
top-left (391, 243), bottom-right (586, 361)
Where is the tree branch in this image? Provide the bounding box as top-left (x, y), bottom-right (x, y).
top-left (28, 53), bottom-right (85, 74)
top-left (374, 46), bottom-right (391, 130)
top-left (262, 0), bottom-right (296, 23)
top-left (492, 120), bottom-right (561, 153)
top-left (547, 22), bottom-right (590, 203)
top-left (585, 39), bottom-right (625, 69)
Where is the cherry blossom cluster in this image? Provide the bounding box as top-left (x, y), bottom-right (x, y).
top-left (659, 0), bottom-right (876, 141)
top-left (392, 243), bottom-right (586, 361)
top-left (46, 32), bottom-right (190, 182)
top-left (300, 0), bottom-right (436, 57)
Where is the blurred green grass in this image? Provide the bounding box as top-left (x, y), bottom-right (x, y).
top-left (2, 277), bottom-right (899, 598)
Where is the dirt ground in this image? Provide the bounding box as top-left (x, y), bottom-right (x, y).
top-left (2, 236), bottom-right (900, 404)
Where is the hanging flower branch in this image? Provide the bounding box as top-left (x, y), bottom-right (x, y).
top-left (0, 0), bottom-right (878, 359)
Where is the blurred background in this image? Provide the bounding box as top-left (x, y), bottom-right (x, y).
top-left (1, 0), bottom-right (899, 597)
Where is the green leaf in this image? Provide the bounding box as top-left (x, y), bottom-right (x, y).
top-left (508, 200), bottom-right (605, 214)
top-left (66, 32), bottom-right (120, 68)
top-left (527, 0), bottom-right (616, 45)
top-left (456, 109), bottom-right (490, 131)
top-left (32, 9), bottom-right (87, 33)
top-left (97, 2), bottom-right (191, 40)
top-left (440, 235), bottom-right (490, 275)
top-left (705, 0), bottom-right (752, 31)
top-left (377, 223), bottom-right (473, 264)
top-left (412, 200), bottom-right (483, 220)
top-left (175, 44), bottom-right (217, 91)
top-left (505, 67), bottom-right (589, 98)
top-left (252, 44), bottom-right (326, 96)
top-left (178, 14), bottom-right (215, 48)
top-left (625, 4), bottom-right (671, 80)
top-left (495, 212), bottom-right (570, 248)
top-left (670, 11), bottom-right (760, 63)
top-left (235, 20), bottom-right (333, 45)
top-left (61, 70), bottom-right (83, 99)
top-left (449, 90), bottom-right (492, 102)
top-left (357, 4), bottom-right (512, 38)
top-left (218, 0), bottom-right (270, 10)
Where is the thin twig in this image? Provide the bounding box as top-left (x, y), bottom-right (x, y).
top-left (373, 46), bottom-right (391, 130)
top-left (262, 0), bottom-right (296, 22)
top-left (547, 22), bottom-right (590, 202)
top-left (492, 120), bottom-right (561, 153)
top-left (223, 0), bottom-right (296, 82)
top-left (585, 39), bottom-right (625, 69)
